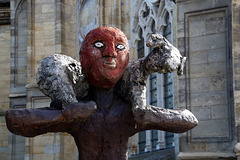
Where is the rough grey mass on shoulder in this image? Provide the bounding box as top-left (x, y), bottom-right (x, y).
top-left (36, 54), bottom-right (89, 109)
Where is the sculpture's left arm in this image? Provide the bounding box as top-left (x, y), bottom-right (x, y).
top-left (133, 105), bottom-right (198, 133)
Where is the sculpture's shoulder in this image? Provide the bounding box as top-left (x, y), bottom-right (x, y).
top-left (36, 54), bottom-right (89, 108)
top-left (119, 58), bottom-right (146, 84)
top-left (115, 58), bottom-right (147, 108)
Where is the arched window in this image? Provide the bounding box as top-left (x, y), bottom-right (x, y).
top-left (13, 0), bottom-right (27, 87)
top-left (137, 28), bottom-right (147, 154)
top-left (132, 0), bottom-right (176, 156)
top-left (162, 13), bottom-right (174, 149)
top-left (137, 29), bottom-right (144, 59)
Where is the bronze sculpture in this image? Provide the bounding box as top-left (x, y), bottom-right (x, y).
top-left (5, 27), bottom-right (197, 160)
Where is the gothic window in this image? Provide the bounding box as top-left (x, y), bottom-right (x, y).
top-left (163, 13), bottom-right (174, 149)
top-left (138, 131), bottom-right (146, 154)
top-left (149, 17), bottom-right (159, 151)
top-left (14, 0), bottom-right (27, 87)
top-left (150, 72), bottom-right (158, 150)
top-left (137, 29), bottom-right (144, 59)
top-left (133, 0), bottom-right (176, 155)
top-left (137, 28), bottom-right (146, 154)
top-left (151, 129), bottom-right (158, 151)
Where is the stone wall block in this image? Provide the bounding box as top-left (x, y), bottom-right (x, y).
top-left (42, 4), bottom-right (55, 14)
top-left (35, 0), bottom-right (54, 4)
top-left (189, 62), bottom-right (226, 79)
top-left (191, 119), bottom-right (229, 138)
top-left (189, 34), bottom-right (225, 52)
top-left (190, 91), bottom-right (227, 107)
top-left (35, 13), bottom-right (55, 23)
top-left (191, 106), bottom-right (211, 121)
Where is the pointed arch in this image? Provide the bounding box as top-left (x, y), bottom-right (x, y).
top-left (130, 0), bottom-right (176, 154)
top-left (12, 0), bottom-right (27, 87)
top-left (156, 0), bottom-right (175, 34)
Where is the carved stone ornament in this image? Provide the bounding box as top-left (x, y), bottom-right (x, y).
top-left (5, 26), bottom-right (198, 160)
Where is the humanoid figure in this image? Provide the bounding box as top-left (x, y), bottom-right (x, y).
top-left (5, 27), bottom-right (197, 160)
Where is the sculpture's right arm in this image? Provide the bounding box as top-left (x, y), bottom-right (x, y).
top-left (5, 101), bottom-right (97, 137)
top-left (133, 106), bottom-right (198, 133)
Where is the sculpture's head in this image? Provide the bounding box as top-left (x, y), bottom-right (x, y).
top-left (79, 26), bottom-right (129, 88)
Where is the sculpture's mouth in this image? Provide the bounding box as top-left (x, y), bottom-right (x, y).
top-left (104, 63), bottom-right (116, 68)
top-left (102, 57), bottom-right (117, 68)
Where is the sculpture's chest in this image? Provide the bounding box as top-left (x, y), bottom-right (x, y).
top-left (81, 98), bottom-right (134, 137)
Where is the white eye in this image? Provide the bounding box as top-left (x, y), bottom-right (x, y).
top-left (116, 44), bottom-right (125, 50)
top-left (94, 42), bottom-right (104, 48)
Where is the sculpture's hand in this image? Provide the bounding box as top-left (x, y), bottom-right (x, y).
top-left (146, 34), bottom-right (186, 75)
top-left (63, 101), bottom-right (97, 123)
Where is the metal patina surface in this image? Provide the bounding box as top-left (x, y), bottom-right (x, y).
top-left (5, 26), bottom-right (198, 160)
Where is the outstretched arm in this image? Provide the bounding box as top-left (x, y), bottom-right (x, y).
top-left (5, 101), bottom-right (96, 137)
top-left (134, 105), bottom-right (198, 133)
top-left (116, 33), bottom-right (198, 133)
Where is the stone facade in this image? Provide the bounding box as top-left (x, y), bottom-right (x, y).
top-left (1, 0), bottom-right (240, 160)
top-left (175, 0), bottom-right (237, 159)
top-left (0, 1), bottom-right (10, 160)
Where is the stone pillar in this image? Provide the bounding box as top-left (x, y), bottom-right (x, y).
top-left (145, 130), bottom-right (151, 152)
top-left (232, 0), bottom-right (240, 159)
top-left (9, 0), bottom-right (27, 158)
top-left (0, 1), bottom-right (11, 159)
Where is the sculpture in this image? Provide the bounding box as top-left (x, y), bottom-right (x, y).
top-left (5, 27), bottom-right (197, 160)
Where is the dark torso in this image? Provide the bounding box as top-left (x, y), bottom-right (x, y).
top-left (70, 88), bottom-right (137, 160)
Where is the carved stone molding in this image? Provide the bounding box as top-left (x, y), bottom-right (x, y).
top-left (132, 0), bottom-right (175, 44)
top-left (11, 0), bottom-right (27, 87)
top-left (76, 0), bottom-right (98, 43)
top-left (178, 152), bottom-right (235, 160)
top-left (184, 7), bottom-right (232, 142)
top-left (131, 0), bottom-right (176, 153)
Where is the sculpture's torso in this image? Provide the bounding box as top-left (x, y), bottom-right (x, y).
top-left (70, 88), bottom-right (136, 160)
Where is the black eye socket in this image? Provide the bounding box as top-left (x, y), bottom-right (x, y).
top-left (94, 42), bottom-right (104, 48)
top-left (116, 44), bottom-right (125, 50)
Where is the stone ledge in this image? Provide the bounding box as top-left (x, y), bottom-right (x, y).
top-left (178, 152), bottom-right (236, 160)
top-left (129, 148), bottom-right (175, 160)
top-left (8, 93), bottom-right (27, 98)
top-left (25, 83), bottom-right (38, 89)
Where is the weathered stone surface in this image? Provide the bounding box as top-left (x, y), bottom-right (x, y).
top-left (36, 54), bottom-right (89, 108)
top-left (0, 22), bottom-right (10, 160)
top-left (176, 1), bottom-right (235, 158)
top-left (191, 119), bottom-right (229, 138)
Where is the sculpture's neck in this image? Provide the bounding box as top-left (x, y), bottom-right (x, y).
top-left (90, 86), bottom-right (115, 110)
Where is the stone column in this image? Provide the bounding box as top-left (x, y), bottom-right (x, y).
top-left (232, 0), bottom-right (240, 159)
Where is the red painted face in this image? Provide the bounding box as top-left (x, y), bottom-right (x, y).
top-left (79, 27), bottom-right (130, 88)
